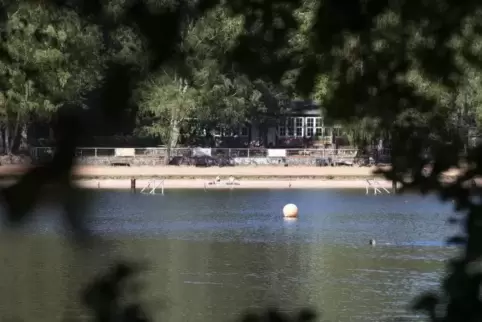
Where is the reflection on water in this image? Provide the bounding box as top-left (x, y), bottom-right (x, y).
top-left (0, 189), bottom-right (459, 322)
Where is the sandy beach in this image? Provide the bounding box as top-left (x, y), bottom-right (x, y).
top-left (0, 164), bottom-right (463, 178)
top-left (0, 165), bottom-right (392, 178)
top-left (0, 164), bottom-right (464, 190)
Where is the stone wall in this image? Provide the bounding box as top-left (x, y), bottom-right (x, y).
top-left (75, 156), bottom-right (165, 166)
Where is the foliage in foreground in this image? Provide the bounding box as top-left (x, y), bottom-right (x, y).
top-left (3, 0), bottom-right (482, 321)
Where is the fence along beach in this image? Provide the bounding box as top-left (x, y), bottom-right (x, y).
top-left (29, 146), bottom-right (392, 167)
top-left (0, 144), bottom-right (462, 191)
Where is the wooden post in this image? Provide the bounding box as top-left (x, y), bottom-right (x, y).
top-left (392, 180), bottom-right (397, 194)
top-left (131, 178), bottom-right (136, 193)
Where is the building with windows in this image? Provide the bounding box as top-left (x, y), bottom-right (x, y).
top-left (27, 100), bottom-right (344, 149)
top-left (213, 126), bottom-right (249, 138)
top-left (212, 100), bottom-right (343, 148)
top-left (273, 102), bottom-right (342, 147)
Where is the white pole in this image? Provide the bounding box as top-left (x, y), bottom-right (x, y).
top-left (366, 179), bottom-right (371, 195)
top-left (141, 180), bottom-right (151, 194)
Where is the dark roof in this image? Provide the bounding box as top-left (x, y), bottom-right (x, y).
top-left (290, 99), bottom-right (318, 110)
top-left (254, 100), bottom-right (322, 118)
top-left (286, 100), bottom-right (322, 116)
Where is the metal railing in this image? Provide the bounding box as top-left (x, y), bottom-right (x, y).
top-left (30, 146), bottom-right (391, 160)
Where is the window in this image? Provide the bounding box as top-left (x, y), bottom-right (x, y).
top-left (306, 117), bottom-right (314, 137)
top-left (279, 126), bottom-right (286, 136)
top-left (280, 117), bottom-right (321, 137)
top-left (315, 117), bottom-right (323, 137)
top-left (240, 126), bottom-right (249, 137)
top-left (287, 118), bottom-right (294, 136)
top-left (214, 126), bottom-right (249, 137)
top-left (278, 121), bottom-right (286, 136)
top-left (295, 117), bottom-right (303, 137)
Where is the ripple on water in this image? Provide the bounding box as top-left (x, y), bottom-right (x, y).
top-left (0, 189), bottom-right (458, 322)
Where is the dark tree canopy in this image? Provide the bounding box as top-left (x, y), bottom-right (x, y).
top-left (2, 0), bottom-right (482, 321)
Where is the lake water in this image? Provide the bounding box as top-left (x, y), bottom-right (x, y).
top-left (0, 189), bottom-right (460, 322)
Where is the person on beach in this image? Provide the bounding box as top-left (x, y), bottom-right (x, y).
top-left (215, 176), bottom-right (221, 184)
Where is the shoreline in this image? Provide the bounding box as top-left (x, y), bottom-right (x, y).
top-left (76, 178), bottom-right (396, 190)
top-left (0, 164), bottom-right (462, 178)
top-left (0, 165), bottom-right (467, 190)
top-left (0, 178), bottom-right (396, 190)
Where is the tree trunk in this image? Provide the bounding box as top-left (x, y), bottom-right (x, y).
top-left (12, 122), bottom-right (28, 154)
top-left (10, 113), bottom-right (22, 154)
top-left (392, 180), bottom-right (398, 194)
top-left (4, 114), bottom-right (11, 155)
top-left (164, 112), bottom-right (182, 165)
top-left (163, 76), bottom-right (188, 165)
top-left (0, 125), bottom-right (4, 155)
top-left (169, 119), bottom-right (181, 162)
